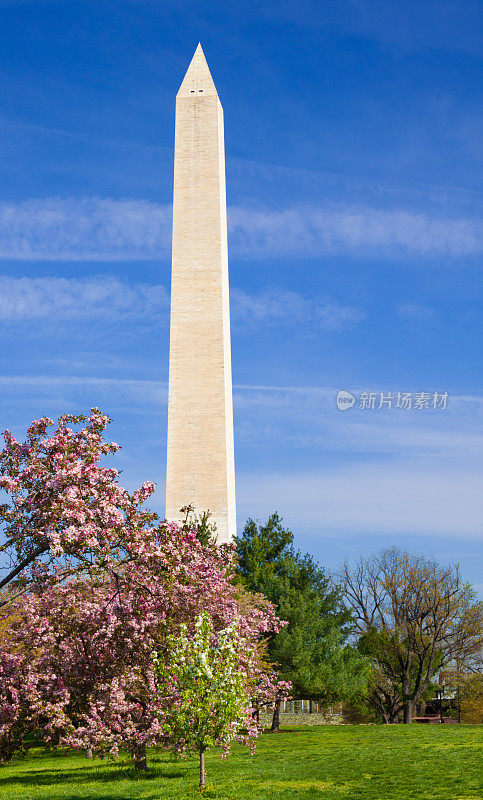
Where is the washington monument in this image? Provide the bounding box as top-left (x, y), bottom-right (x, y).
top-left (165, 44), bottom-right (236, 543)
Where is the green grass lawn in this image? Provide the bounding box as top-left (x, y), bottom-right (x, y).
top-left (0, 725), bottom-right (481, 800)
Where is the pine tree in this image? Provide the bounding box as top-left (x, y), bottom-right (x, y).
top-left (237, 514), bottom-right (368, 730)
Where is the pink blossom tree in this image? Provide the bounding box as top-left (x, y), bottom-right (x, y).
top-left (0, 408), bottom-right (156, 601)
top-left (251, 671), bottom-right (292, 724)
top-left (0, 409), bottom-right (290, 780)
top-left (1, 523), bottom-right (286, 772)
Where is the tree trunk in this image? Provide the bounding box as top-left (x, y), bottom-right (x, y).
top-left (403, 699), bottom-right (412, 724)
top-left (252, 708), bottom-right (260, 724)
top-left (0, 544), bottom-right (48, 596)
top-left (199, 745), bottom-right (207, 790)
top-left (134, 744), bottom-right (147, 771)
top-left (270, 698), bottom-right (281, 732)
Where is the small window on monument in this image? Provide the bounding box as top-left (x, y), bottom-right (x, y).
top-left (190, 90), bottom-right (195, 93)
top-left (199, 89), bottom-right (203, 92)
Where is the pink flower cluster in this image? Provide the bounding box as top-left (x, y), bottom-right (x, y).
top-left (0, 408), bottom-right (156, 581)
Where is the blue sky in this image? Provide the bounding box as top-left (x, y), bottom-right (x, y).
top-left (0, 0), bottom-right (482, 592)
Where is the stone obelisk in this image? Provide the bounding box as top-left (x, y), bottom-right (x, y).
top-left (165, 44), bottom-right (236, 544)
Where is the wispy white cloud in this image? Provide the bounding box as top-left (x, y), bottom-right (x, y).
top-left (2, 374), bottom-right (481, 410)
top-left (234, 385), bottom-right (483, 460)
top-left (0, 197), bottom-right (481, 262)
top-left (0, 276), bottom-right (363, 329)
top-left (233, 383), bottom-right (483, 408)
top-left (398, 303), bottom-right (436, 321)
top-left (230, 288), bottom-right (364, 329)
top-left (0, 374), bottom-right (168, 407)
top-left (0, 198), bottom-right (172, 261)
top-left (237, 465), bottom-right (483, 539)
top-left (228, 205), bottom-right (483, 258)
top-left (0, 374), bottom-right (166, 390)
top-left (0, 275), bottom-right (169, 321)
top-left (2, 375), bottom-right (481, 462)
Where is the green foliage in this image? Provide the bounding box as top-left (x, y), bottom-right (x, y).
top-left (180, 506), bottom-right (217, 547)
top-left (237, 514), bottom-right (368, 703)
top-left (237, 513), bottom-right (294, 588)
top-left (0, 725), bottom-right (481, 800)
top-left (193, 511), bottom-right (218, 547)
top-left (357, 628), bottom-right (442, 722)
top-left (157, 613), bottom-right (250, 754)
top-left (459, 672), bottom-right (483, 723)
top-left (343, 549), bottom-right (483, 723)
top-left (155, 612), bottom-right (253, 788)
top-left (341, 699), bottom-right (380, 724)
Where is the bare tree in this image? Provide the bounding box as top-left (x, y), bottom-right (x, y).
top-left (341, 548), bottom-right (483, 724)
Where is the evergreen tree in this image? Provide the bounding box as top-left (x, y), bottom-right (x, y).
top-left (237, 514), bottom-right (368, 730)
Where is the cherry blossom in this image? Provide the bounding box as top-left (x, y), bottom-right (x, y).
top-left (0, 410), bottom-right (291, 780)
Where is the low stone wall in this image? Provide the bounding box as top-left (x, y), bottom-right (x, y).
top-left (259, 712), bottom-right (343, 727)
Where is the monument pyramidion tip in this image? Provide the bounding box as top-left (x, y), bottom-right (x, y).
top-left (177, 43), bottom-right (218, 98)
